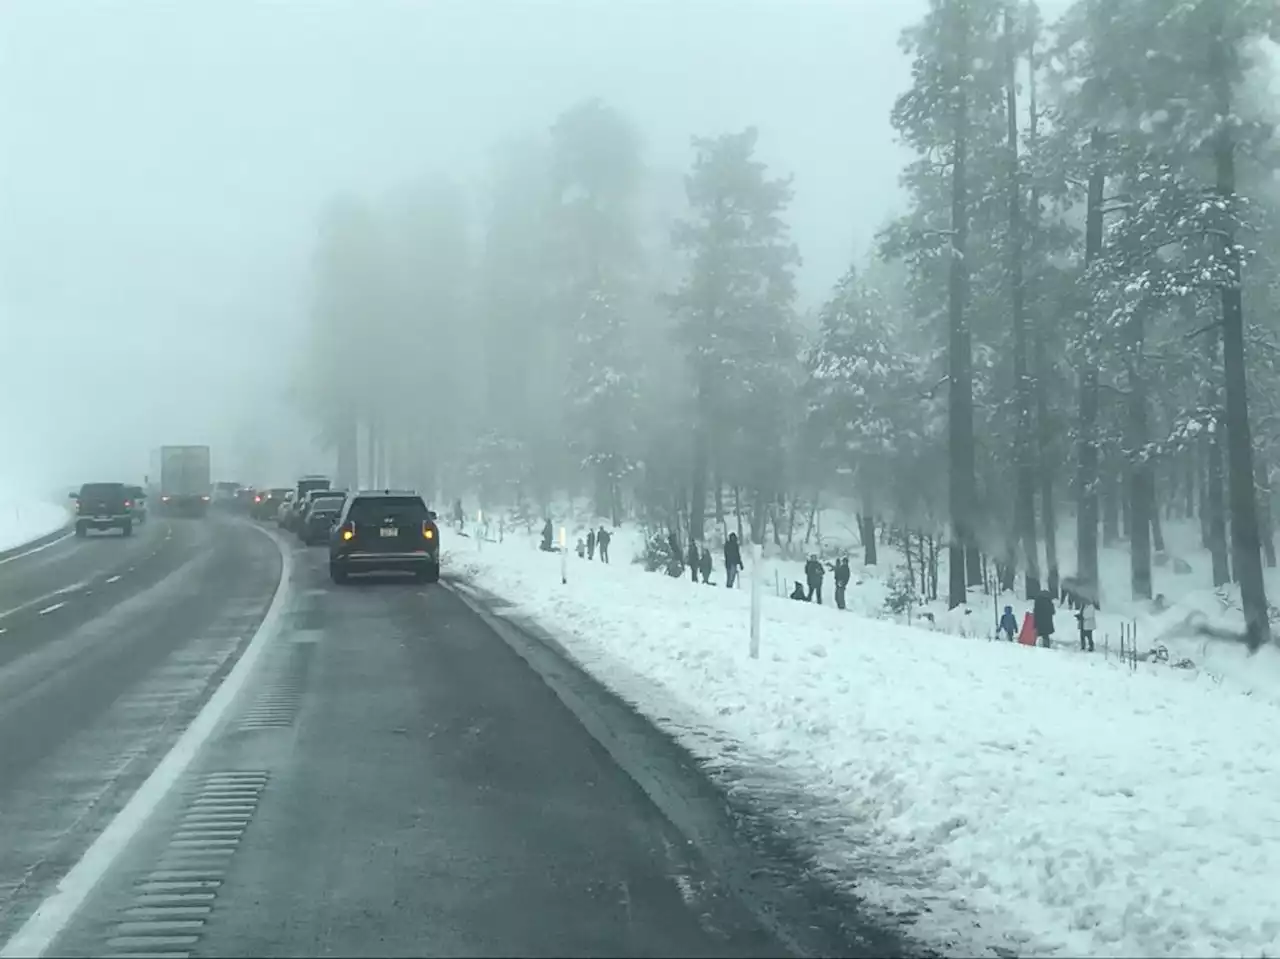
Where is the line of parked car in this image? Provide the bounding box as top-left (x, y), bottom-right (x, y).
top-left (247, 476), bottom-right (442, 585)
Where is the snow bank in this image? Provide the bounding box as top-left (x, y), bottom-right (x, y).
top-left (447, 531), bottom-right (1280, 959)
top-left (0, 494), bottom-right (68, 552)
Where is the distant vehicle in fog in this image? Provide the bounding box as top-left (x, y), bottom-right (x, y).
top-left (329, 490), bottom-right (440, 584)
top-left (283, 476), bottom-right (331, 531)
top-left (70, 482), bottom-right (134, 537)
top-left (153, 446), bottom-right (211, 517)
top-left (123, 484), bottom-right (148, 524)
top-left (252, 487), bottom-right (291, 521)
top-left (212, 481), bottom-right (240, 509)
top-left (276, 491), bottom-right (296, 525)
top-left (234, 486), bottom-right (257, 513)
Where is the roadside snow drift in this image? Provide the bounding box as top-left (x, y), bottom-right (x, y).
top-left (0, 494), bottom-right (68, 552)
top-left (449, 533), bottom-right (1280, 959)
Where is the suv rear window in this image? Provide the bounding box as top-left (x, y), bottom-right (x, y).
top-left (310, 495), bottom-right (345, 511)
top-left (348, 496), bottom-right (427, 524)
top-left (81, 483), bottom-right (125, 499)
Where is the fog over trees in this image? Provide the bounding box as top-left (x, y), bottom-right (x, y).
top-left (303, 0), bottom-right (1279, 647)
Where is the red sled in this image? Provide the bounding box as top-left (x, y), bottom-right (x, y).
top-left (1017, 611), bottom-right (1037, 646)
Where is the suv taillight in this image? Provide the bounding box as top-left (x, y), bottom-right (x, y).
top-left (422, 521), bottom-right (437, 542)
top-left (339, 522), bottom-right (355, 542)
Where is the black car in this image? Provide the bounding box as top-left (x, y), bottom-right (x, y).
top-left (70, 482), bottom-right (134, 537)
top-left (252, 487), bottom-right (291, 521)
top-left (300, 493), bottom-right (347, 545)
top-left (328, 490), bottom-right (439, 584)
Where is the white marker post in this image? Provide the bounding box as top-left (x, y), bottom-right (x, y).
top-left (560, 526), bottom-right (568, 584)
top-left (749, 540), bottom-right (762, 659)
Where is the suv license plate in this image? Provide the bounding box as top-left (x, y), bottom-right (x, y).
top-left (379, 527), bottom-right (397, 538)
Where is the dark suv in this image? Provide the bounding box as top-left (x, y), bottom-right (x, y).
top-left (299, 491), bottom-right (348, 545)
top-left (328, 490), bottom-right (439, 584)
top-left (70, 482), bottom-right (134, 537)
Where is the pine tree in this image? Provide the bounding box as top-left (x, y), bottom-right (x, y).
top-left (668, 127), bottom-right (800, 544)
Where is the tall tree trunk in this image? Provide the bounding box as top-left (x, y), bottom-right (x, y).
top-left (1027, 41), bottom-right (1059, 599)
top-left (1075, 128), bottom-right (1104, 605)
top-left (1208, 406), bottom-right (1231, 586)
top-left (690, 388), bottom-right (709, 543)
top-left (1211, 24), bottom-right (1270, 650)
top-left (1125, 307), bottom-right (1153, 600)
top-left (1185, 453), bottom-right (1196, 521)
top-left (714, 480), bottom-right (725, 526)
top-left (1005, 5), bottom-right (1040, 599)
top-left (335, 413), bottom-right (358, 491)
top-left (1150, 466), bottom-right (1166, 553)
top-left (862, 491), bottom-right (878, 566)
top-left (946, 0), bottom-right (977, 609)
top-left (1101, 464), bottom-right (1120, 545)
top-left (1257, 457), bottom-right (1276, 567)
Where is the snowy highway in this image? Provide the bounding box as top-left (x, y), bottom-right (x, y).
top-left (0, 517), bottom-right (282, 950)
top-left (0, 518), bottom-right (907, 959)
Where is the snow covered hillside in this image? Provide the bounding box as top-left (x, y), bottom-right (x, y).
top-left (446, 518), bottom-right (1280, 959)
top-left (0, 492), bottom-right (68, 552)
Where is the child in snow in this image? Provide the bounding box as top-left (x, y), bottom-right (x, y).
top-left (999, 605), bottom-right (1018, 641)
top-left (1077, 601), bottom-right (1097, 652)
top-left (790, 581), bottom-right (807, 601)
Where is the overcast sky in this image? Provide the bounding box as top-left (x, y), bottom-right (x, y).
top-left (0, 0), bottom-right (1062, 493)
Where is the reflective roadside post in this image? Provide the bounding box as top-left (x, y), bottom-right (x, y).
top-left (749, 540), bottom-right (762, 659)
top-left (560, 526), bottom-right (568, 584)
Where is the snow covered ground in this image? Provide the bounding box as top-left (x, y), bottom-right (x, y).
top-left (0, 491), bottom-right (68, 552)
top-left (446, 520), bottom-right (1280, 958)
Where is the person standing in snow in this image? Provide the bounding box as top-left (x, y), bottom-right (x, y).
top-left (1033, 590), bottom-right (1056, 647)
top-left (833, 557), bottom-right (851, 610)
top-left (999, 604), bottom-right (1018, 641)
top-left (686, 541), bottom-right (700, 583)
top-left (699, 546), bottom-right (713, 584)
top-left (1077, 601), bottom-right (1097, 652)
top-left (540, 518), bottom-right (554, 553)
top-left (586, 527), bottom-right (596, 560)
top-left (723, 532), bottom-right (743, 588)
top-left (597, 526), bottom-right (611, 563)
top-left (575, 537), bottom-right (585, 559)
top-left (805, 555), bottom-right (825, 604)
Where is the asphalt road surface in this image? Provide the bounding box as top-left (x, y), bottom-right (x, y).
top-left (0, 514), bottom-right (281, 946)
top-left (5, 520), bottom-right (921, 959)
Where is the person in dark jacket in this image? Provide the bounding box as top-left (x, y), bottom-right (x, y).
top-left (586, 528), bottom-right (596, 560)
top-left (698, 547), bottom-right (713, 584)
top-left (597, 526), bottom-right (611, 563)
top-left (686, 541), bottom-right (700, 583)
top-left (541, 518), bottom-right (554, 552)
top-left (1033, 590), bottom-right (1056, 647)
top-left (833, 557), bottom-right (851, 610)
top-left (999, 604), bottom-right (1018, 641)
top-left (723, 532), bottom-right (743, 588)
top-left (804, 555), bottom-right (824, 604)
top-left (790, 581), bottom-right (807, 601)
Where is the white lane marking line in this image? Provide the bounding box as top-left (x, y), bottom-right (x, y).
top-left (0, 525), bottom-right (293, 959)
top-left (0, 530), bottom-right (74, 567)
top-left (37, 602), bottom-right (66, 616)
top-left (106, 575), bottom-right (122, 584)
top-left (0, 580), bottom-right (92, 623)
